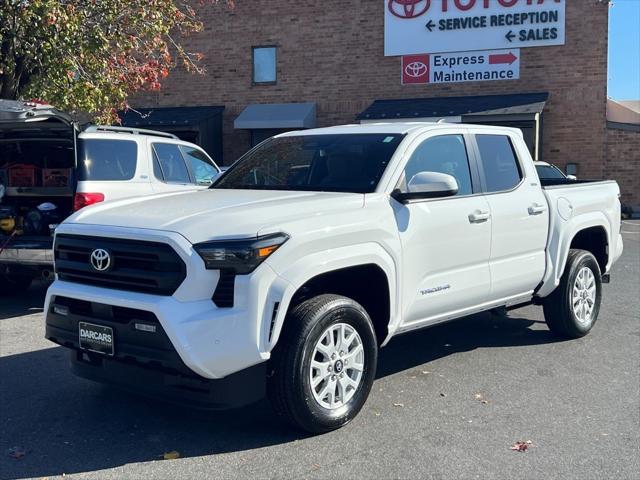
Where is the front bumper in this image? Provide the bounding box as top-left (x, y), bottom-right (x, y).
top-left (45, 276), bottom-right (277, 380)
top-left (44, 223), bottom-right (297, 410)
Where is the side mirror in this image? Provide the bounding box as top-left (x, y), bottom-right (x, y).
top-left (392, 171), bottom-right (459, 203)
top-left (566, 174), bottom-right (577, 181)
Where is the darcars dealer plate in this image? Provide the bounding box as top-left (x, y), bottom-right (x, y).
top-left (79, 322), bottom-right (114, 356)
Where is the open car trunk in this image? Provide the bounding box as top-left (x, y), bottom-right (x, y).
top-left (0, 100), bottom-right (77, 259)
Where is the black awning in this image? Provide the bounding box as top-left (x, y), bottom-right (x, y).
top-left (357, 93), bottom-right (548, 121)
top-left (119, 106), bottom-right (225, 128)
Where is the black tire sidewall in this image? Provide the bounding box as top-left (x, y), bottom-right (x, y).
top-left (563, 252), bottom-right (602, 335)
top-left (292, 300), bottom-right (377, 432)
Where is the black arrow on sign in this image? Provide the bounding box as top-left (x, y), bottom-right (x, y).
top-left (505, 30), bottom-right (516, 42)
top-left (426, 20), bottom-right (435, 32)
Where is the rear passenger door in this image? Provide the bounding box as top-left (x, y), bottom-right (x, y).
top-left (150, 142), bottom-right (194, 194)
top-left (471, 131), bottom-right (549, 301)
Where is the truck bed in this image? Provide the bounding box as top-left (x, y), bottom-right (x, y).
top-left (537, 179), bottom-right (623, 297)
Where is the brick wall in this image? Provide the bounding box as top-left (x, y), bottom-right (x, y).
top-left (604, 125), bottom-right (640, 210)
top-left (136, 1), bottom-right (617, 189)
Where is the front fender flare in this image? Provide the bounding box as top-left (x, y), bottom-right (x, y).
top-left (264, 242), bottom-right (400, 350)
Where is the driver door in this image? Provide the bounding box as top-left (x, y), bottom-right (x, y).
top-left (393, 132), bottom-right (492, 329)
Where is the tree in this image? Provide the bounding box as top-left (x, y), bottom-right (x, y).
top-left (0, 0), bottom-right (232, 123)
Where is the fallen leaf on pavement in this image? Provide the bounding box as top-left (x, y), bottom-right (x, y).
top-left (163, 451), bottom-right (181, 460)
top-left (8, 446), bottom-right (26, 459)
top-left (510, 441), bottom-right (533, 452)
top-left (474, 393), bottom-right (490, 404)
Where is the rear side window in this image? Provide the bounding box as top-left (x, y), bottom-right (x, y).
top-left (536, 164), bottom-right (565, 180)
top-left (476, 135), bottom-right (522, 192)
top-left (78, 139), bottom-right (137, 181)
top-left (152, 143), bottom-right (191, 184)
top-left (180, 146), bottom-right (219, 185)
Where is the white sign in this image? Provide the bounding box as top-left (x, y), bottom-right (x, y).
top-left (385, 0), bottom-right (565, 56)
top-left (402, 49), bottom-right (521, 85)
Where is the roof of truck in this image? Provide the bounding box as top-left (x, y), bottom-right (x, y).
top-left (278, 122), bottom-right (522, 137)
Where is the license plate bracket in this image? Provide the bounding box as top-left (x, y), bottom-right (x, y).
top-left (78, 322), bottom-right (114, 356)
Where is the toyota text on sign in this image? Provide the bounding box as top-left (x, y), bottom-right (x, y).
top-left (385, 0), bottom-right (565, 56)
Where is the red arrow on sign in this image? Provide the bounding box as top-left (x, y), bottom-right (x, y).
top-left (489, 52), bottom-right (518, 65)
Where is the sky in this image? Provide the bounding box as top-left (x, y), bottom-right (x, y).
top-left (608, 0), bottom-right (640, 100)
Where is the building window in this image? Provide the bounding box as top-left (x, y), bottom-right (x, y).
top-left (253, 46), bottom-right (277, 84)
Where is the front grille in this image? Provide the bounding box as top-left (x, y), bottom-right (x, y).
top-left (55, 234), bottom-right (186, 295)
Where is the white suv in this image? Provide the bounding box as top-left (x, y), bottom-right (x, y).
top-left (76, 125), bottom-right (221, 207)
top-left (0, 100), bottom-right (220, 293)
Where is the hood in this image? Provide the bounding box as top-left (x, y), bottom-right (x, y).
top-left (65, 189), bottom-right (365, 243)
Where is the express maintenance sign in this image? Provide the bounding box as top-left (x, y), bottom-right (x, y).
top-left (402, 49), bottom-right (520, 85)
top-left (385, 0), bottom-right (566, 56)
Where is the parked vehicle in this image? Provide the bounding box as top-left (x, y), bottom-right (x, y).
top-left (44, 123), bottom-right (623, 433)
top-left (534, 160), bottom-right (576, 181)
top-left (0, 100), bottom-right (221, 293)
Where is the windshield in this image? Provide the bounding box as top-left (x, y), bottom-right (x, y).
top-left (212, 134), bottom-right (405, 193)
top-left (536, 164), bottom-right (566, 180)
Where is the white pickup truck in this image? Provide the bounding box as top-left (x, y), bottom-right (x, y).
top-left (44, 123), bottom-right (623, 433)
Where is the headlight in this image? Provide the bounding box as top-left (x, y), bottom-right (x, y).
top-left (194, 233), bottom-right (289, 274)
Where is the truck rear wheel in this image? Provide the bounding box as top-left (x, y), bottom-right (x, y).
top-left (267, 294), bottom-right (378, 433)
top-left (0, 273), bottom-right (32, 295)
top-left (543, 249), bottom-right (602, 339)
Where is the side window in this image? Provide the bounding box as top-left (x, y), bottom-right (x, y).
top-left (476, 135), bottom-right (523, 192)
top-left (152, 143), bottom-right (191, 184)
top-left (401, 134), bottom-right (473, 196)
top-left (180, 146), bottom-right (219, 185)
top-left (78, 139), bottom-right (137, 181)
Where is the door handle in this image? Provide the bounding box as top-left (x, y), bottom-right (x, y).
top-left (468, 210), bottom-right (491, 223)
top-left (528, 203), bottom-right (547, 215)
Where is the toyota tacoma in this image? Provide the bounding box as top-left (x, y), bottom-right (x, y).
top-left (44, 123), bottom-right (623, 433)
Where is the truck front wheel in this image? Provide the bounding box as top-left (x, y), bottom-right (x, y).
top-left (267, 294), bottom-right (378, 433)
top-left (543, 249), bottom-right (602, 338)
top-left (0, 273), bottom-right (32, 296)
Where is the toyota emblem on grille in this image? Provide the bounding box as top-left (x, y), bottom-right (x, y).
top-left (405, 61), bottom-right (428, 78)
top-left (90, 249), bottom-right (112, 272)
top-left (388, 0), bottom-right (430, 19)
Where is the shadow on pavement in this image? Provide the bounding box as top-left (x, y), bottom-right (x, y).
top-left (0, 280), bottom-right (50, 321)
top-left (0, 306), bottom-right (562, 479)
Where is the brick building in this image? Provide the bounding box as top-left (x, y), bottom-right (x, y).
top-left (127, 0), bottom-right (638, 208)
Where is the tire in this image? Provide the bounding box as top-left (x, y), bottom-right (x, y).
top-left (267, 294), bottom-right (378, 433)
top-left (0, 273), bottom-right (32, 296)
top-left (543, 249), bottom-right (602, 339)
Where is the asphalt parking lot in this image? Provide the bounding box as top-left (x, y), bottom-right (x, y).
top-left (1, 222), bottom-right (638, 480)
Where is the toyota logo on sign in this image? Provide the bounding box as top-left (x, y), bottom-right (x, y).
top-left (90, 249), bottom-right (112, 272)
top-left (388, 0), bottom-right (430, 19)
top-left (405, 61), bottom-right (428, 78)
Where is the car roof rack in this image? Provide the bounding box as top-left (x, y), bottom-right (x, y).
top-left (84, 125), bottom-right (179, 139)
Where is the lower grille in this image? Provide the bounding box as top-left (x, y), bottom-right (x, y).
top-left (213, 270), bottom-right (236, 308)
top-left (54, 234), bottom-right (186, 295)
top-left (46, 295), bottom-right (194, 377)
